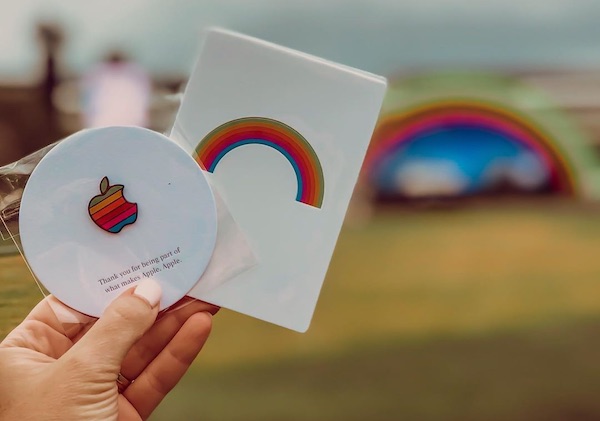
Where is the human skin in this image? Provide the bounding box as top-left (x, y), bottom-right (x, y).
top-left (0, 279), bottom-right (218, 420)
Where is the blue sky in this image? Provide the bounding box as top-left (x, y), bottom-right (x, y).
top-left (3, 0), bottom-right (600, 81)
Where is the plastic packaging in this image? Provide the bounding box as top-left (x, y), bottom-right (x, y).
top-left (0, 128), bottom-right (256, 330)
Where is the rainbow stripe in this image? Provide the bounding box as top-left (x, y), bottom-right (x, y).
top-left (194, 117), bottom-right (325, 208)
top-left (365, 99), bottom-right (577, 195)
top-left (89, 188), bottom-right (138, 233)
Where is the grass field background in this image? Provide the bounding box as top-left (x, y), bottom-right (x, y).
top-left (3, 201), bottom-right (600, 420)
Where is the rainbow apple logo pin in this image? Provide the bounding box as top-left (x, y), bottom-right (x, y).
top-left (88, 177), bottom-right (138, 234)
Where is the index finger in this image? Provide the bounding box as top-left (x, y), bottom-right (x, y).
top-left (120, 297), bottom-right (218, 381)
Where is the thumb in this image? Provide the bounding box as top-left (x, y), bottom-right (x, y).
top-left (66, 279), bottom-right (162, 371)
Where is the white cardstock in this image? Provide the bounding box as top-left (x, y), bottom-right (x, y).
top-left (19, 126), bottom-right (218, 317)
top-left (172, 28), bottom-right (387, 332)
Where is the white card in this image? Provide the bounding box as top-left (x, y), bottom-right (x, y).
top-left (172, 28), bottom-right (387, 332)
top-left (19, 127), bottom-right (218, 317)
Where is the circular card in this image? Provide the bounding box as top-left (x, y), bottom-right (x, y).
top-left (19, 126), bottom-right (218, 317)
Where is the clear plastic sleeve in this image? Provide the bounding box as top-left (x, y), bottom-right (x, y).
top-left (0, 133), bottom-right (257, 332)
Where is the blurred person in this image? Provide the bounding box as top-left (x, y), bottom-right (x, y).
top-left (81, 51), bottom-right (151, 128)
top-left (37, 22), bottom-right (64, 113)
top-left (0, 279), bottom-right (218, 420)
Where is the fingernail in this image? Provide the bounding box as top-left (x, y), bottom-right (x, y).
top-left (133, 279), bottom-right (162, 308)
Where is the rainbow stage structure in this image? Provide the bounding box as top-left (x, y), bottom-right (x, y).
top-left (364, 73), bottom-right (600, 200)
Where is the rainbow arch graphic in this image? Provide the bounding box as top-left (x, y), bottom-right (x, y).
top-left (194, 117), bottom-right (325, 208)
top-left (364, 98), bottom-right (578, 195)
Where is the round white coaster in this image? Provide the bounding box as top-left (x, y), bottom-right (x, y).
top-left (19, 126), bottom-right (218, 317)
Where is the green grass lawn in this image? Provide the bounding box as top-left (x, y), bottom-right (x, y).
top-left (3, 202), bottom-right (600, 420)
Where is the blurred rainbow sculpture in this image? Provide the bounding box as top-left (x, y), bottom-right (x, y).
top-left (363, 73), bottom-right (600, 200)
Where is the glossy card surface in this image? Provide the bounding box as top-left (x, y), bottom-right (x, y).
top-left (19, 127), bottom-right (218, 317)
top-left (172, 28), bottom-right (387, 331)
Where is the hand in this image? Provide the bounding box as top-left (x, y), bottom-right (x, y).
top-left (0, 279), bottom-right (218, 420)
